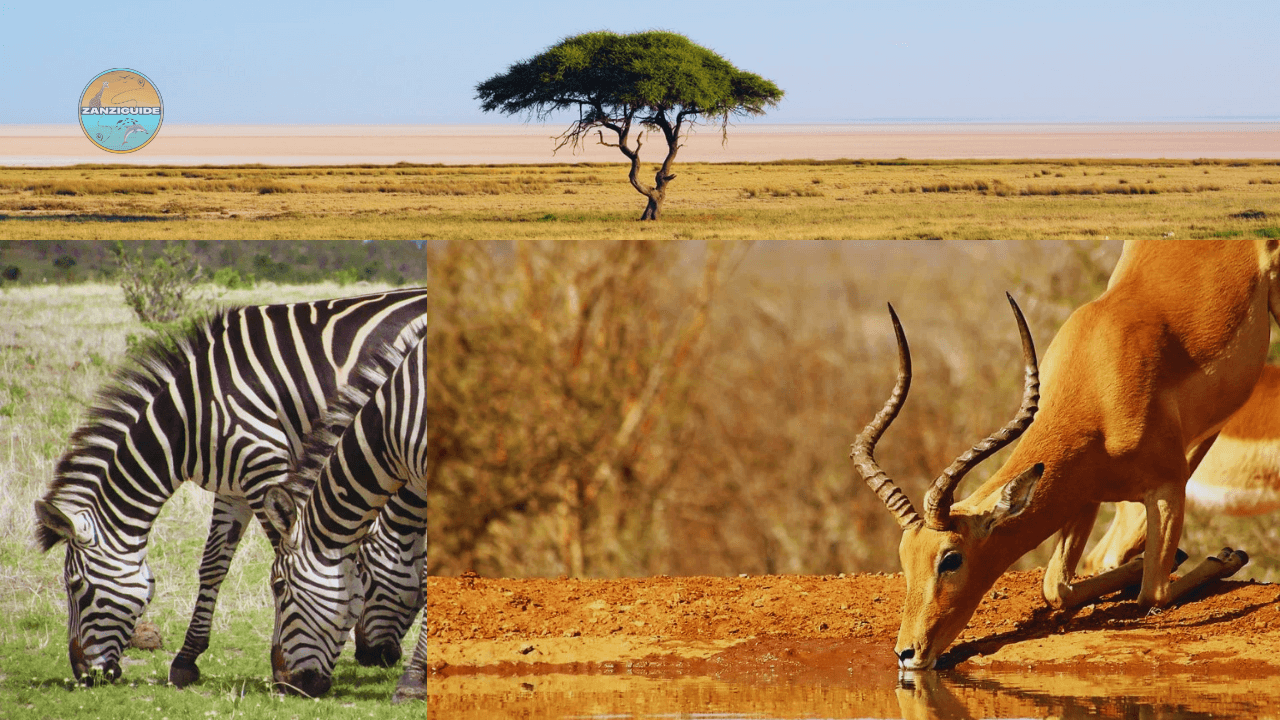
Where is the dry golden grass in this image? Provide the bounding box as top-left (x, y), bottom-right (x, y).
top-left (0, 160), bottom-right (1277, 239)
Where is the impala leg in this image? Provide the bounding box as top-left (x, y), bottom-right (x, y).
top-left (1166, 547), bottom-right (1249, 602)
top-left (1139, 483), bottom-right (1185, 609)
top-left (1049, 493), bottom-right (1194, 609)
top-left (1080, 434), bottom-right (1217, 577)
top-left (1043, 503), bottom-right (1099, 609)
top-left (1080, 501), bottom-right (1146, 575)
top-left (170, 496), bottom-right (251, 688)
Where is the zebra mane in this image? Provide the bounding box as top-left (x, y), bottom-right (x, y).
top-left (290, 316), bottom-right (427, 491)
top-left (36, 309), bottom-right (232, 551)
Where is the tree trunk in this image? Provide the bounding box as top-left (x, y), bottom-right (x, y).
top-left (615, 113), bottom-right (682, 221)
top-left (640, 192), bottom-right (663, 220)
top-left (638, 169), bottom-right (674, 220)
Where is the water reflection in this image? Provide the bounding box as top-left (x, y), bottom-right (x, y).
top-left (430, 665), bottom-right (1274, 719)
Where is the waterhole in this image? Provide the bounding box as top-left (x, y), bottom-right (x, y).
top-left (429, 638), bottom-right (1276, 719)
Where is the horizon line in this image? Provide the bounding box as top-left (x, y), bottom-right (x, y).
top-left (6, 119), bottom-right (1280, 130)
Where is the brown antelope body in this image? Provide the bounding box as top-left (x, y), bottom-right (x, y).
top-left (853, 240), bottom-right (1280, 671)
top-left (1084, 364), bottom-right (1280, 574)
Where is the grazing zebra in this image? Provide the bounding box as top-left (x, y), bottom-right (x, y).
top-left (34, 288), bottom-right (428, 686)
top-left (353, 486), bottom-right (427, 668)
top-left (264, 329), bottom-right (426, 698)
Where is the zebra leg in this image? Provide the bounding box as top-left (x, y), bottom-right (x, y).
top-left (355, 488), bottom-right (426, 667)
top-left (391, 572), bottom-right (427, 704)
top-left (169, 495), bottom-right (251, 687)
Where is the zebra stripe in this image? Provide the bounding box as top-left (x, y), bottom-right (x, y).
top-left (266, 327), bottom-right (427, 698)
top-left (35, 288), bottom-right (428, 686)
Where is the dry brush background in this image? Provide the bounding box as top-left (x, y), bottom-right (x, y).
top-left (426, 240), bottom-right (1280, 583)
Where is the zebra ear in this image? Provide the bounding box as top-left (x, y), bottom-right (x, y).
top-left (263, 488), bottom-right (298, 539)
top-left (34, 500), bottom-right (89, 548)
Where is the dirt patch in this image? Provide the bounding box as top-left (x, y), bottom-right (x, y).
top-left (428, 568), bottom-right (1280, 677)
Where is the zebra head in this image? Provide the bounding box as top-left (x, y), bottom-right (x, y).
top-left (263, 487), bottom-right (366, 698)
top-left (35, 500), bottom-right (155, 685)
top-left (353, 496), bottom-right (426, 668)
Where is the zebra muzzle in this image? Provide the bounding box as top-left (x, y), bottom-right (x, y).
top-left (271, 645), bottom-right (333, 698)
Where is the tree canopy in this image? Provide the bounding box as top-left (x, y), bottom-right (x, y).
top-left (477, 31), bottom-right (783, 219)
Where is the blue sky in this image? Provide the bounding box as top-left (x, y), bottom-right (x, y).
top-left (2, 1), bottom-right (1277, 125)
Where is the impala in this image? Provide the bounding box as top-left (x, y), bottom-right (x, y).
top-left (852, 240), bottom-right (1277, 671)
top-left (1084, 363), bottom-right (1280, 574)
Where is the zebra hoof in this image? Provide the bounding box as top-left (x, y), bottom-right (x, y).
top-left (76, 662), bottom-right (121, 686)
top-left (355, 641), bottom-right (401, 668)
top-left (391, 680), bottom-right (425, 704)
top-left (169, 659), bottom-right (200, 688)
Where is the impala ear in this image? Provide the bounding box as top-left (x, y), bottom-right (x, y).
top-left (263, 487), bottom-right (298, 539)
top-left (984, 463), bottom-right (1043, 533)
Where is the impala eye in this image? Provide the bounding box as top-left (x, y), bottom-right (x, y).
top-left (938, 551), bottom-right (964, 574)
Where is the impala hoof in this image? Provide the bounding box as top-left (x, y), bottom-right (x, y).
top-left (1218, 548), bottom-right (1249, 577)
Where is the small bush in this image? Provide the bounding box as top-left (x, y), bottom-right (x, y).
top-left (212, 267), bottom-right (254, 290)
top-left (115, 242), bottom-right (204, 323)
top-left (742, 186), bottom-right (825, 198)
top-left (1232, 210), bottom-right (1268, 220)
top-left (333, 267), bottom-right (360, 286)
top-left (251, 253), bottom-right (296, 283)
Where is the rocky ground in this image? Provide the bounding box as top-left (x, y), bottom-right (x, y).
top-left (428, 566), bottom-right (1280, 674)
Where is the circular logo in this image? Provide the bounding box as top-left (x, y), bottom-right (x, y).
top-left (78, 69), bottom-right (163, 153)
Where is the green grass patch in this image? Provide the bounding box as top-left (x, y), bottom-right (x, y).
top-left (0, 611), bottom-right (417, 718)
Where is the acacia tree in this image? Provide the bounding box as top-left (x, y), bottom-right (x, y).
top-left (476, 31), bottom-right (783, 220)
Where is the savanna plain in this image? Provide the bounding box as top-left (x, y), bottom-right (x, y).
top-left (0, 158), bottom-right (1278, 240)
top-left (0, 281), bottom-right (422, 720)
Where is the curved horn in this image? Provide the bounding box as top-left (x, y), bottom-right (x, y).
top-left (850, 303), bottom-right (922, 530)
top-left (923, 293), bottom-right (1040, 530)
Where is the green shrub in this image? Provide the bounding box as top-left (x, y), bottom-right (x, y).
top-left (114, 242), bottom-right (204, 323)
top-left (333, 267), bottom-right (360, 286)
top-left (251, 252), bottom-right (295, 283)
top-left (212, 267), bottom-right (254, 290)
